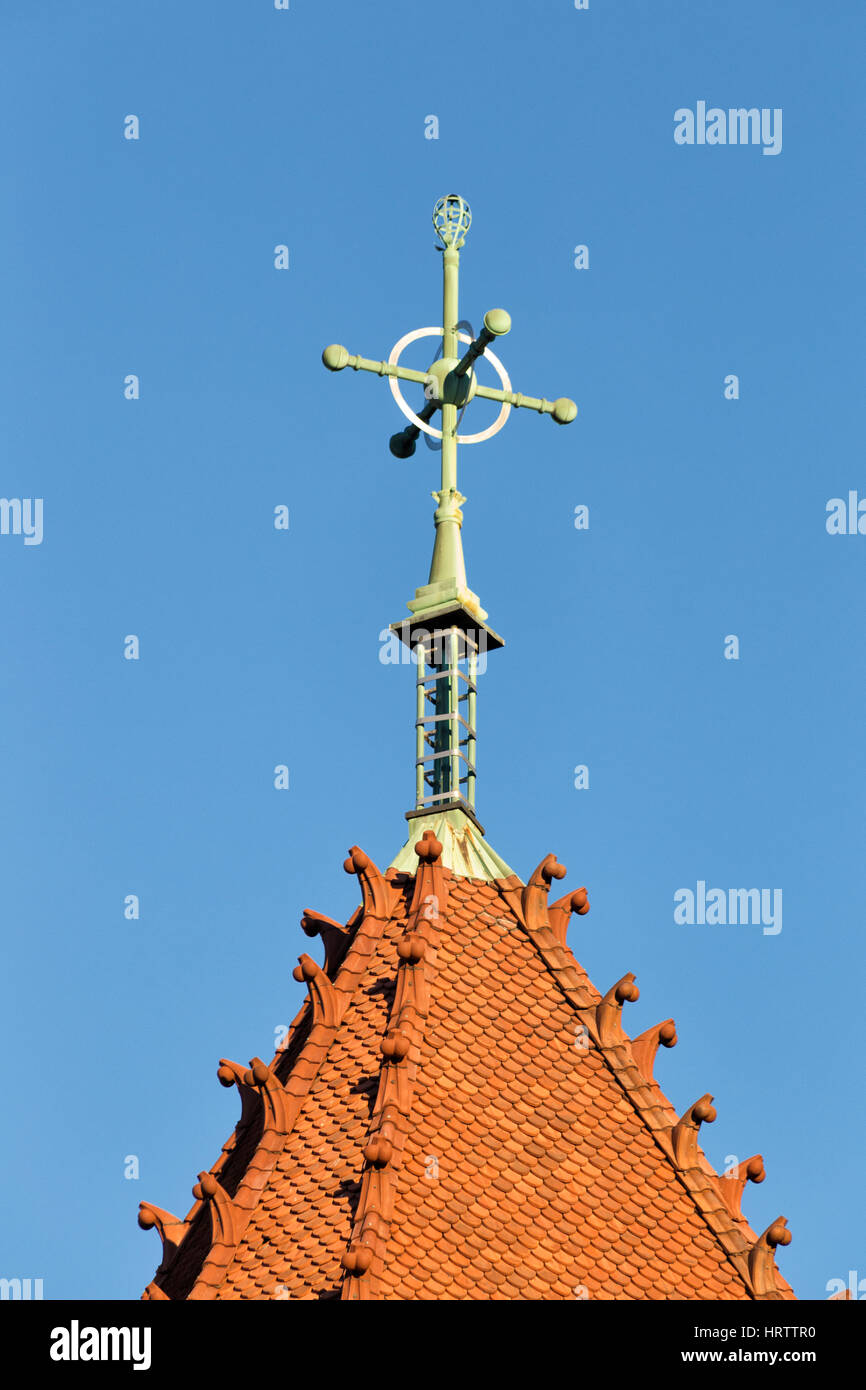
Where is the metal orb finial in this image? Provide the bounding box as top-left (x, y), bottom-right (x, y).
top-left (433, 193), bottom-right (471, 249)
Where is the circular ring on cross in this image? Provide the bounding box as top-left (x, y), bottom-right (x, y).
top-left (387, 327), bottom-right (512, 444)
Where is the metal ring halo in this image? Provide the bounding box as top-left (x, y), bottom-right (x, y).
top-left (387, 326), bottom-right (512, 444)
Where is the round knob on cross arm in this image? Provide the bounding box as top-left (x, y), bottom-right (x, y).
top-left (389, 429), bottom-right (417, 458)
top-left (483, 308), bottom-right (511, 337)
top-left (322, 344), bottom-right (350, 371)
top-left (552, 397), bottom-right (578, 425)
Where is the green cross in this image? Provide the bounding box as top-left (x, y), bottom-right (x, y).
top-left (322, 194), bottom-right (577, 629)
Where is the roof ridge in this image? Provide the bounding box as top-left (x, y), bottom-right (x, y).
top-left (487, 850), bottom-right (795, 1301)
top-left (340, 830), bottom-right (447, 1300)
top-left (140, 846), bottom-right (402, 1301)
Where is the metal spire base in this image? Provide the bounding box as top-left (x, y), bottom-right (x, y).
top-left (390, 603), bottom-right (504, 654)
top-left (391, 806), bottom-right (517, 882)
top-left (407, 581), bottom-right (487, 624)
top-left (405, 799), bottom-right (484, 832)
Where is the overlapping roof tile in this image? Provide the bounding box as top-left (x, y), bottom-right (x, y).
top-left (140, 830), bottom-right (795, 1301)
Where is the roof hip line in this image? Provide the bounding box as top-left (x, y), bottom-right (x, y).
top-left (492, 851), bottom-right (794, 1301)
top-left (341, 830), bottom-right (447, 1300)
top-left (140, 846), bottom-right (400, 1301)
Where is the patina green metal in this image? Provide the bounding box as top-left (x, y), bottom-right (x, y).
top-left (432, 193), bottom-right (472, 249)
top-left (390, 806), bottom-right (517, 882)
top-left (322, 195), bottom-right (576, 823)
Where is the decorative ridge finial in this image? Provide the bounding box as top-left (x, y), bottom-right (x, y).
top-left (432, 193), bottom-right (471, 249)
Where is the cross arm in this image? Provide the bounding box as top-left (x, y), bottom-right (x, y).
top-left (452, 309), bottom-right (512, 380)
top-left (322, 344), bottom-right (430, 388)
top-left (446, 310), bottom-right (576, 423)
top-left (471, 382), bottom-right (578, 424)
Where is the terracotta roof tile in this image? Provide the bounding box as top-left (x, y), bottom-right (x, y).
top-left (140, 840), bottom-right (796, 1302)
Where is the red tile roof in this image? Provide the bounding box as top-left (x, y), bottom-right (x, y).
top-left (139, 833), bottom-right (795, 1300)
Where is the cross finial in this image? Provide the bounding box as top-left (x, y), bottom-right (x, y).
top-left (432, 193), bottom-right (471, 249)
top-left (322, 196), bottom-right (577, 823)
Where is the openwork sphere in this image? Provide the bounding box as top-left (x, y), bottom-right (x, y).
top-left (432, 193), bottom-right (471, 249)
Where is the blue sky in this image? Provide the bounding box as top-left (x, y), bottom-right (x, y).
top-left (2, 1), bottom-right (863, 1301)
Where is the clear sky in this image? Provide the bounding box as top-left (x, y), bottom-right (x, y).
top-left (2, 1), bottom-right (863, 1302)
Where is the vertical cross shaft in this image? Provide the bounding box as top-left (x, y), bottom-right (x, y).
top-left (422, 238), bottom-right (471, 615)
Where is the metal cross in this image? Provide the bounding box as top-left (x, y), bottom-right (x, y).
top-left (322, 193), bottom-right (577, 628)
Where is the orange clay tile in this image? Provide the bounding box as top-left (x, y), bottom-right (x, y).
top-left (139, 836), bottom-right (796, 1302)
